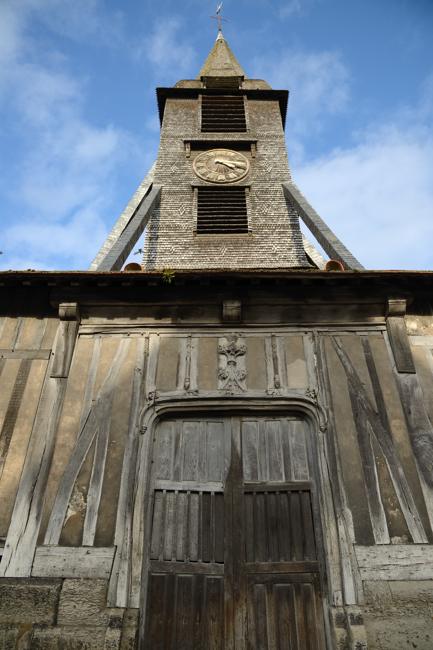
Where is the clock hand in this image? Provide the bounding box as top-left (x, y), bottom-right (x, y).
top-left (214, 158), bottom-right (236, 169)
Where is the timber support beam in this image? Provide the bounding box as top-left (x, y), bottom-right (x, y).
top-left (282, 181), bottom-right (364, 270)
top-left (94, 184), bottom-right (162, 272)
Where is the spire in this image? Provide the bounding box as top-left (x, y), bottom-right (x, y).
top-left (198, 31), bottom-right (246, 79)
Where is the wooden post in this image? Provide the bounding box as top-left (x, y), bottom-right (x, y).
top-left (50, 303), bottom-right (80, 378)
top-left (386, 298), bottom-right (416, 373)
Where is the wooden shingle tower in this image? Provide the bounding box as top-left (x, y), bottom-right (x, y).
top-left (90, 28), bottom-right (362, 274)
top-left (1, 25), bottom-right (433, 650)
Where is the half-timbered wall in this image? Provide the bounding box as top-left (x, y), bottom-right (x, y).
top-left (1, 307), bottom-right (433, 648)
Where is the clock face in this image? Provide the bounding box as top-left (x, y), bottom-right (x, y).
top-left (193, 148), bottom-right (250, 184)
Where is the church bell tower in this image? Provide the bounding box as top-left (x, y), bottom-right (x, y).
top-left (2, 19), bottom-right (433, 650)
top-left (91, 28), bottom-right (362, 274)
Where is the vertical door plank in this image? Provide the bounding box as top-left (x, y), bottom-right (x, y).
top-left (150, 491), bottom-right (164, 560)
top-left (176, 491), bottom-right (188, 561)
top-left (267, 492), bottom-right (279, 562)
top-left (245, 492), bottom-right (255, 563)
top-left (207, 421), bottom-right (225, 481)
top-left (163, 491), bottom-right (176, 560)
top-left (175, 575), bottom-right (194, 650)
top-left (188, 492), bottom-right (199, 562)
top-left (206, 577), bottom-right (224, 650)
top-left (301, 491), bottom-right (317, 561)
top-left (147, 573), bottom-right (167, 649)
top-left (290, 420), bottom-right (309, 481)
top-left (266, 420), bottom-right (284, 481)
top-left (182, 421), bottom-right (200, 481)
top-left (201, 491), bottom-right (212, 562)
top-left (291, 492), bottom-right (304, 561)
top-left (155, 421), bottom-right (175, 480)
top-left (242, 420), bottom-right (259, 481)
top-left (277, 492), bottom-right (291, 562)
top-left (214, 493), bottom-right (225, 563)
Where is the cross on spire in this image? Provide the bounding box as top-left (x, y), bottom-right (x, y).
top-left (211, 2), bottom-right (228, 34)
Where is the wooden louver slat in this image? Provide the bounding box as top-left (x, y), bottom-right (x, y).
top-left (197, 187), bottom-right (248, 234)
top-left (201, 95), bottom-right (246, 132)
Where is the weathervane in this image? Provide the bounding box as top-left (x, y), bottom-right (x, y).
top-left (211, 2), bottom-right (228, 33)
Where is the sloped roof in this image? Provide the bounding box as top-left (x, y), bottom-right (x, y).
top-left (198, 31), bottom-right (246, 78)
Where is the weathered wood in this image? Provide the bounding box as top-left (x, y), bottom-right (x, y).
top-left (44, 339), bottom-right (130, 545)
top-left (0, 359), bottom-right (32, 463)
top-left (50, 304), bottom-right (80, 379)
top-left (387, 316), bottom-right (416, 373)
top-left (0, 374), bottom-right (67, 576)
top-left (396, 372), bottom-right (433, 490)
top-left (146, 333), bottom-right (159, 400)
top-left (108, 336), bottom-right (147, 607)
top-left (154, 480), bottom-right (224, 492)
top-left (95, 184), bottom-right (162, 271)
top-left (50, 321), bottom-right (79, 378)
top-left (345, 358), bottom-right (390, 544)
top-left (0, 359), bottom-right (48, 534)
top-left (0, 349), bottom-right (51, 360)
top-left (332, 336), bottom-right (428, 544)
top-left (282, 181), bottom-right (363, 270)
top-left (90, 162), bottom-right (156, 270)
top-left (355, 544), bottom-right (433, 581)
top-left (32, 545), bottom-right (115, 579)
top-left (81, 412), bottom-right (111, 546)
top-left (316, 335), bottom-right (361, 605)
top-left (392, 371), bottom-right (433, 533)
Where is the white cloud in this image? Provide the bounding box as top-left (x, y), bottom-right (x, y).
top-left (295, 83), bottom-right (433, 269)
top-left (252, 48), bottom-right (349, 146)
top-left (2, 205), bottom-right (108, 270)
top-left (0, 1), bottom-right (141, 271)
top-left (279, 0), bottom-right (317, 18)
top-left (140, 18), bottom-right (197, 78)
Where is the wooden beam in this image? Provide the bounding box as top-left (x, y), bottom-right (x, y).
top-left (302, 234), bottom-right (326, 269)
top-left (32, 546), bottom-right (115, 579)
top-left (0, 376), bottom-right (67, 576)
top-left (94, 184), bottom-right (162, 271)
top-left (355, 544), bottom-right (433, 581)
top-left (44, 339), bottom-right (130, 545)
top-left (282, 182), bottom-right (364, 270)
top-left (332, 336), bottom-right (428, 543)
top-left (50, 303), bottom-right (80, 379)
top-left (386, 298), bottom-right (416, 373)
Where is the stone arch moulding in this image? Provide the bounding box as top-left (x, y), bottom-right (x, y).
top-left (120, 392), bottom-right (359, 625)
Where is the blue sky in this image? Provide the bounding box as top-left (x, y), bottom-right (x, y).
top-left (0, 0), bottom-right (432, 270)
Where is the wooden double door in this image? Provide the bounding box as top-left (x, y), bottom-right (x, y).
top-left (143, 416), bottom-right (327, 649)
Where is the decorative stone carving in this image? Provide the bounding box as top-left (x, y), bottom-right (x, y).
top-left (218, 335), bottom-right (247, 393)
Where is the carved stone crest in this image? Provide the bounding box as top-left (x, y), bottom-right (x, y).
top-left (218, 335), bottom-right (247, 393)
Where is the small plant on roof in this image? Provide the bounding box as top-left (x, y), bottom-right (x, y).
top-left (162, 269), bottom-right (175, 284)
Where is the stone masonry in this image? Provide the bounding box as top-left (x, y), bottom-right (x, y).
top-left (0, 579), bottom-right (138, 649)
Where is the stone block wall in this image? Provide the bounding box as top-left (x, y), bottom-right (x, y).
top-left (363, 580), bottom-right (433, 649)
top-left (0, 578), bottom-right (138, 649)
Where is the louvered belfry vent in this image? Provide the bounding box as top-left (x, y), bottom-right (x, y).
top-left (197, 187), bottom-right (248, 234)
top-left (201, 95), bottom-right (246, 132)
top-left (204, 76), bottom-right (241, 90)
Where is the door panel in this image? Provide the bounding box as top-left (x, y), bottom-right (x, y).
top-left (147, 573), bottom-right (225, 650)
top-left (150, 488), bottom-right (225, 563)
top-left (247, 574), bottom-right (326, 650)
top-left (241, 418), bottom-right (309, 482)
top-left (143, 416), bottom-right (326, 650)
top-left (244, 486), bottom-right (317, 563)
